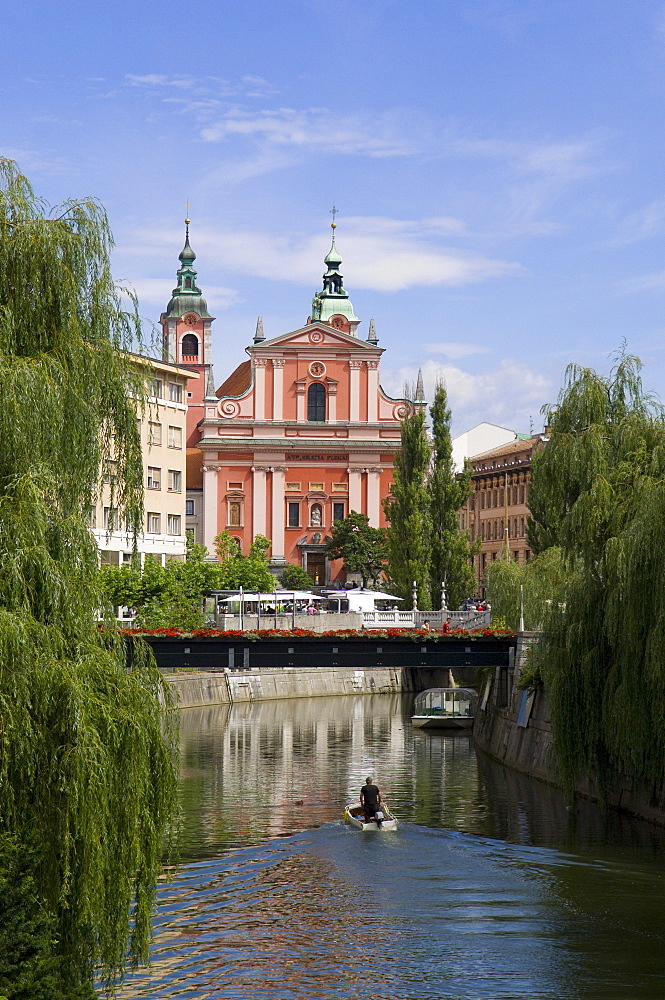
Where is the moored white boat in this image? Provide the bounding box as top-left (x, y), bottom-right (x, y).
top-left (411, 687), bottom-right (477, 730)
top-left (344, 804), bottom-right (398, 831)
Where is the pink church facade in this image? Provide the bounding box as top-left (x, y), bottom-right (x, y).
top-left (162, 223), bottom-right (416, 586)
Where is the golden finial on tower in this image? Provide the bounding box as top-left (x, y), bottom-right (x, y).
top-left (185, 200), bottom-right (190, 236)
top-left (330, 204), bottom-right (338, 231)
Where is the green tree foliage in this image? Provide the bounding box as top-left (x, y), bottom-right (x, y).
top-left (214, 531), bottom-right (275, 591)
top-left (428, 382), bottom-right (478, 609)
top-left (278, 563), bottom-right (314, 590)
top-left (0, 160), bottom-right (177, 992)
top-left (526, 354), bottom-right (665, 797)
top-left (326, 511), bottom-right (388, 588)
top-left (383, 408), bottom-right (432, 608)
top-left (485, 547), bottom-right (567, 632)
top-left (0, 835), bottom-right (95, 1000)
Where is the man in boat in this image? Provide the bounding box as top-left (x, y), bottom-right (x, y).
top-left (360, 777), bottom-right (383, 828)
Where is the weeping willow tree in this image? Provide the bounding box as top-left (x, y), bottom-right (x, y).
top-left (485, 547), bottom-right (567, 633)
top-left (526, 353), bottom-right (665, 799)
top-left (0, 160), bottom-right (177, 994)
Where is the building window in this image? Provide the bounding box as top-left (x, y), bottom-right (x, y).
top-left (310, 503), bottom-right (323, 527)
top-left (168, 470), bottom-right (182, 492)
top-left (181, 333), bottom-right (198, 357)
top-left (307, 382), bottom-right (326, 421)
top-left (88, 507), bottom-right (97, 528)
top-left (148, 378), bottom-right (162, 398)
top-left (147, 466), bottom-right (161, 489)
top-left (147, 512), bottom-right (161, 534)
top-left (333, 502), bottom-right (345, 522)
top-left (287, 502), bottom-right (300, 527)
top-left (103, 460), bottom-right (117, 484)
top-left (228, 501), bottom-right (242, 527)
top-left (186, 499), bottom-right (195, 516)
top-left (186, 527), bottom-right (195, 543)
top-left (169, 382), bottom-right (183, 403)
top-left (103, 507), bottom-right (119, 531)
top-left (167, 514), bottom-right (182, 535)
top-left (525, 549), bottom-right (531, 562)
top-left (168, 425), bottom-right (182, 449)
top-left (148, 421), bottom-right (162, 446)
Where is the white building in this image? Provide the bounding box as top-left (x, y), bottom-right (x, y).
top-left (92, 357), bottom-right (198, 567)
top-left (452, 422), bottom-right (529, 472)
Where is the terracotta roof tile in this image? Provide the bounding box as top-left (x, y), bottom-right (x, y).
top-left (216, 360), bottom-right (251, 399)
top-left (470, 435), bottom-right (542, 466)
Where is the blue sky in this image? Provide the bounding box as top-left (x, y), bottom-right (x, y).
top-left (4, 0), bottom-right (665, 433)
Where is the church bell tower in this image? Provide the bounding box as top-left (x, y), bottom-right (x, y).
top-left (160, 219), bottom-right (215, 446)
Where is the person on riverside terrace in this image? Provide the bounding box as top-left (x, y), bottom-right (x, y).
top-left (360, 777), bottom-right (383, 827)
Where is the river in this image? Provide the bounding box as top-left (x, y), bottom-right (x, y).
top-left (120, 693), bottom-right (665, 999)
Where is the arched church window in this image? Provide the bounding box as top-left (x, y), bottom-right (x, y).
top-left (307, 382), bottom-right (326, 422)
top-left (181, 333), bottom-right (199, 357)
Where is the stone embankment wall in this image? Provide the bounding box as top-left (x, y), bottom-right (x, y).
top-left (474, 633), bottom-right (665, 827)
top-left (169, 666), bottom-right (410, 708)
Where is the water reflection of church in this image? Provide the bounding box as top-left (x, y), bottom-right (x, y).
top-left (162, 219), bottom-right (420, 584)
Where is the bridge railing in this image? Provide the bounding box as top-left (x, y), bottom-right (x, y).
top-left (361, 610), bottom-right (491, 628)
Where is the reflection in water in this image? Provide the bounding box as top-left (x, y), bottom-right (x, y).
top-left (119, 694), bottom-right (665, 999)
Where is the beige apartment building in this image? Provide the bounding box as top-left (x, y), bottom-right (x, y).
top-left (92, 357), bottom-right (198, 566)
top-left (459, 434), bottom-right (547, 590)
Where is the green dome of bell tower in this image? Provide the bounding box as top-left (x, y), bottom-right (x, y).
top-left (310, 213), bottom-right (359, 336)
top-left (163, 219), bottom-right (212, 320)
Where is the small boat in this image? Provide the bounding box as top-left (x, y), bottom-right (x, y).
top-left (411, 687), bottom-right (477, 730)
top-left (343, 804), bottom-right (398, 831)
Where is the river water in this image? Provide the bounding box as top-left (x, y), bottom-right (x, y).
top-left (120, 693), bottom-right (665, 999)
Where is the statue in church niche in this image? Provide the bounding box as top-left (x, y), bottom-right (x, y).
top-left (310, 505), bottom-right (322, 526)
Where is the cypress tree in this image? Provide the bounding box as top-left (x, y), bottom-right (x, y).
top-left (428, 381), bottom-right (477, 609)
top-left (384, 407), bottom-right (432, 608)
top-left (0, 160), bottom-right (177, 992)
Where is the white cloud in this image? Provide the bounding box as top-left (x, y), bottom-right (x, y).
top-left (118, 216), bottom-right (521, 293)
top-left (381, 358), bottom-right (551, 434)
top-left (200, 107), bottom-right (416, 158)
top-left (608, 198), bottom-right (665, 247)
top-left (624, 270), bottom-right (665, 293)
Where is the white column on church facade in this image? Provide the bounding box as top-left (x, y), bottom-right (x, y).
top-left (366, 360), bottom-right (379, 422)
top-left (296, 381), bottom-right (306, 421)
top-left (253, 358), bottom-right (267, 419)
top-left (272, 359), bottom-right (285, 420)
top-left (202, 465), bottom-right (219, 553)
top-left (366, 467), bottom-right (382, 527)
top-left (348, 467), bottom-right (363, 514)
top-left (271, 466), bottom-right (288, 562)
top-left (349, 360), bottom-right (362, 421)
top-left (251, 466), bottom-right (268, 538)
top-left (327, 380), bottom-right (337, 423)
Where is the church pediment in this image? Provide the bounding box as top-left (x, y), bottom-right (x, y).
top-left (252, 322), bottom-right (382, 354)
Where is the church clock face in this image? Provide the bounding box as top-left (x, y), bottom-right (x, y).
top-left (309, 361), bottom-right (326, 378)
